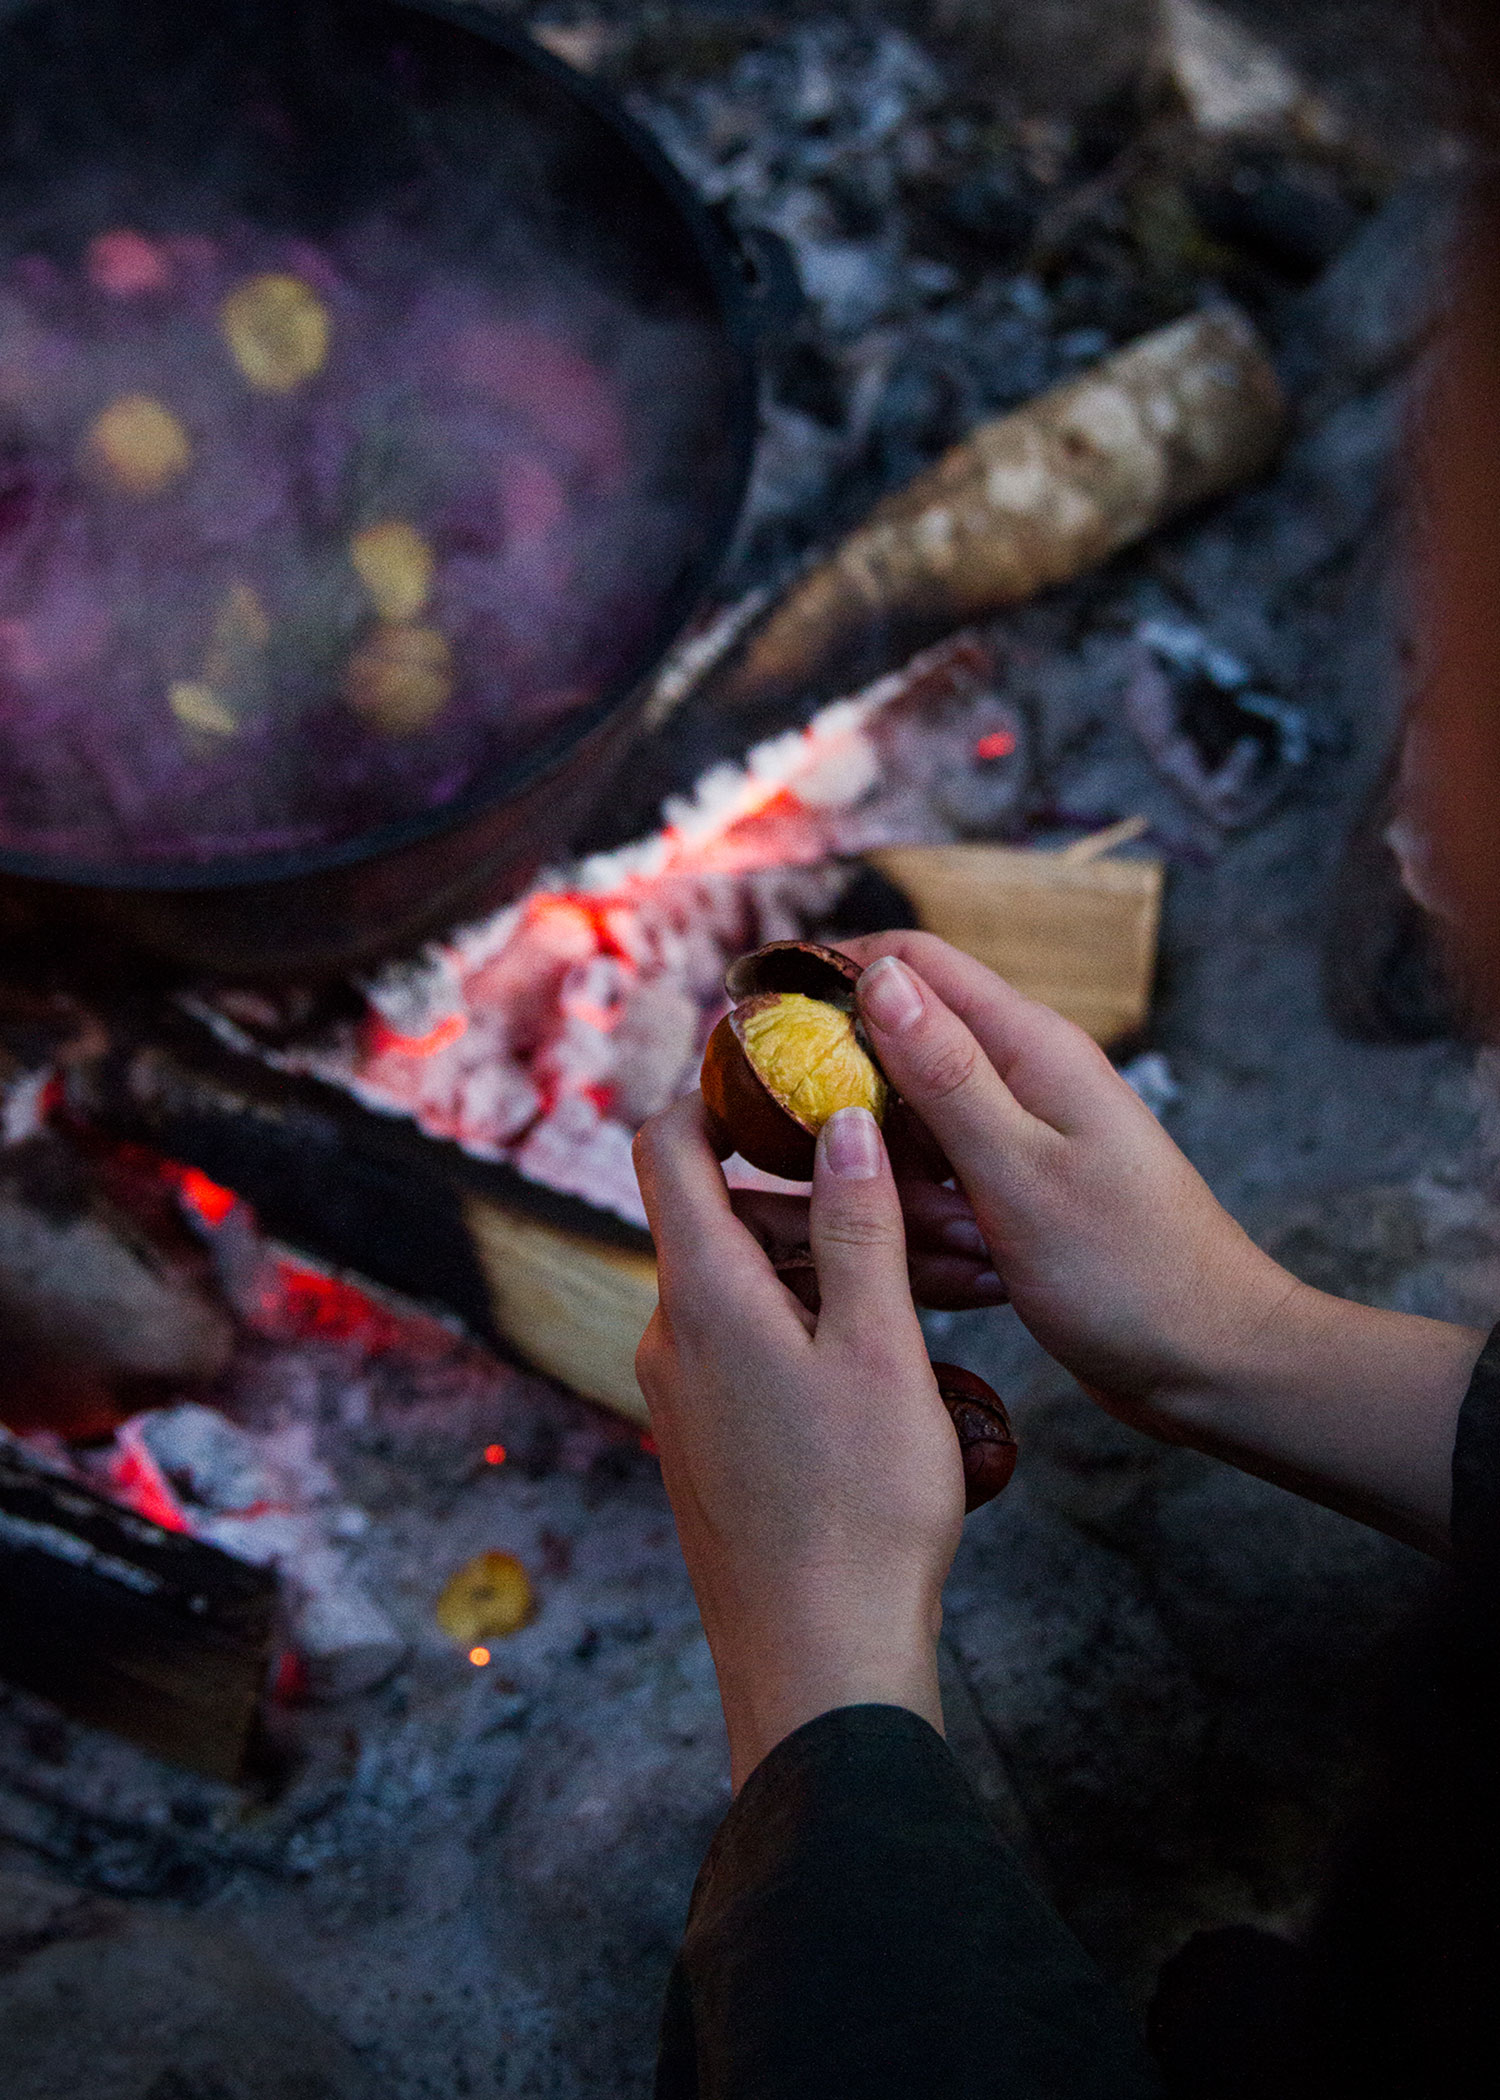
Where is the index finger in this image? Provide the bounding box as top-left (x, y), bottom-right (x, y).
top-left (633, 1095), bottom-right (805, 1338)
top-left (840, 930), bottom-right (1123, 1137)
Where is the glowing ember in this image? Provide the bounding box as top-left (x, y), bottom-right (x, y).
top-left (258, 1259), bottom-right (414, 1352)
top-left (469, 1646), bottom-right (492, 1667)
top-left (106, 1421), bottom-right (192, 1533)
top-left (484, 1443), bottom-right (507, 1466)
top-left (364, 1012), bottom-right (470, 1060)
top-left (975, 727), bottom-right (1018, 761)
top-left (172, 1163), bottom-right (239, 1229)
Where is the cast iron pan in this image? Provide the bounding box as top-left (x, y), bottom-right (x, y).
top-left (0, 0), bottom-right (760, 977)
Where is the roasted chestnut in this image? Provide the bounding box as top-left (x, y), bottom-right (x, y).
top-left (932, 1364), bottom-right (1018, 1512)
top-left (700, 941), bottom-right (889, 1179)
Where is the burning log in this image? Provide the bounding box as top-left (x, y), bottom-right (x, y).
top-left (0, 1434), bottom-right (276, 1780)
top-left (0, 1134), bottom-right (235, 1436)
top-left (688, 308), bottom-right (1285, 732)
top-left (65, 1027), bottom-right (663, 1426)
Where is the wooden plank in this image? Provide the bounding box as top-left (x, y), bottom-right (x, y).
top-left (462, 1198), bottom-right (656, 1427)
top-left (864, 841), bottom-right (1163, 1046)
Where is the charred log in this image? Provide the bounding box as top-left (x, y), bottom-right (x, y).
top-left (0, 1436), bottom-right (276, 1780)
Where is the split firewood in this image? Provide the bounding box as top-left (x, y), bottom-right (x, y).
top-left (685, 307), bottom-right (1284, 732)
top-left (0, 1433), bottom-right (276, 1780)
top-left (865, 833), bottom-right (1164, 1047)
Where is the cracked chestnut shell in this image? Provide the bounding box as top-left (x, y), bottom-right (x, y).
top-left (932, 1364), bottom-right (1018, 1512)
top-left (701, 941), bottom-right (889, 1178)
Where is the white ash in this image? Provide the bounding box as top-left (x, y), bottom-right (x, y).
top-left (1161, 0), bottom-right (1317, 140)
top-left (134, 1402), bottom-right (334, 1514)
top-left (634, 20), bottom-right (1071, 574)
top-left (1, 1067), bottom-right (51, 1149)
top-left (98, 1401), bottom-right (405, 1702)
top-left (1118, 1052), bottom-right (1182, 1121)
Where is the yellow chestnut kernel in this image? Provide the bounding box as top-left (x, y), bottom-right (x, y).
top-left (344, 621), bottom-right (453, 736)
top-left (435, 1550), bottom-right (534, 1644)
top-left (739, 992), bottom-right (887, 1130)
top-left (85, 394), bottom-right (192, 495)
top-left (220, 272), bottom-right (330, 392)
top-left (169, 680), bottom-right (239, 738)
top-left (350, 520), bottom-right (434, 623)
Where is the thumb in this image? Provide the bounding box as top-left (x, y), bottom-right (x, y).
top-left (809, 1107), bottom-right (922, 1356)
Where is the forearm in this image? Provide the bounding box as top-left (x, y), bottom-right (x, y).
top-left (1136, 1273), bottom-right (1485, 1555)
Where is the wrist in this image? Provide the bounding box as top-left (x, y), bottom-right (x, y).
top-left (1141, 1251), bottom-right (1317, 1429)
top-left (1127, 1268), bottom-right (1485, 1553)
top-left (707, 1587), bottom-right (944, 1792)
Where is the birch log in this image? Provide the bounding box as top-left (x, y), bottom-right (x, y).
top-left (709, 306), bottom-right (1285, 719)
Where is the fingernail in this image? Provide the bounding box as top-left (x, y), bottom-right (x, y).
top-left (942, 1217), bottom-right (988, 1258)
top-left (820, 1106), bottom-right (882, 1180)
top-left (859, 955), bottom-right (924, 1033)
top-left (973, 1269), bottom-right (1005, 1300)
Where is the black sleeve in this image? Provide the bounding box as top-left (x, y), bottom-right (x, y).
top-left (655, 1703), bottom-right (1163, 2100)
top-left (1451, 1321), bottom-right (1500, 1608)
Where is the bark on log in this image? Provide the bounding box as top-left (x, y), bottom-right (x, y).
top-left (696, 307), bottom-right (1285, 731)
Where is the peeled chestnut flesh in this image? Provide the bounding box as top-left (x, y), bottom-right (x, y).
top-left (701, 941), bottom-right (888, 1179)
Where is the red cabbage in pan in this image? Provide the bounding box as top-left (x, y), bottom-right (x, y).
top-left (0, 214), bottom-right (718, 864)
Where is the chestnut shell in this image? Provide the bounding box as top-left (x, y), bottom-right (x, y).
top-left (723, 939), bottom-right (862, 1009)
top-left (702, 941), bottom-right (883, 1180)
top-left (932, 1363), bottom-right (1017, 1512)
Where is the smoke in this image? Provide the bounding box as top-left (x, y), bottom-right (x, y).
top-left (0, 0), bottom-right (739, 866)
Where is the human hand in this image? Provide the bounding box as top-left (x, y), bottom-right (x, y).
top-left (829, 933), bottom-right (1482, 1557)
top-left (837, 931), bottom-right (1294, 1427)
top-left (633, 1093), bottom-right (965, 1790)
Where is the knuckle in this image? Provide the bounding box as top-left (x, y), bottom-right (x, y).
top-left (909, 1027), bottom-right (979, 1106)
top-left (816, 1203), bottom-right (902, 1255)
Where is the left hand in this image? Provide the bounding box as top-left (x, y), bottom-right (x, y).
top-left (633, 1095), bottom-right (966, 1791)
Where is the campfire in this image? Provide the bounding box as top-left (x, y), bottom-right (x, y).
top-left (188, 634), bottom-right (1016, 1227)
top-left (0, 2), bottom-right (1466, 2095)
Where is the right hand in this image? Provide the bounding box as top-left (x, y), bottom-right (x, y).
top-left (838, 932), bottom-right (1298, 1427)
